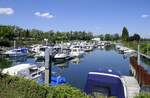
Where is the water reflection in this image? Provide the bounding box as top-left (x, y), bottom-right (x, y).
top-left (97, 46), bottom-right (105, 50)
top-left (71, 57), bottom-right (82, 64)
top-left (55, 61), bottom-right (69, 68)
top-left (38, 66), bottom-right (66, 86)
top-left (105, 45), bottom-right (115, 51)
top-left (141, 57), bottom-right (150, 66)
top-left (3, 45), bottom-right (132, 89)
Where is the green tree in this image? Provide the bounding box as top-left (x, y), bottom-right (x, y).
top-left (122, 27), bottom-right (129, 41)
top-left (113, 33), bottom-right (120, 41)
top-left (132, 33), bottom-right (140, 41)
top-left (105, 34), bottom-right (111, 41)
top-left (99, 34), bottom-right (104, 41)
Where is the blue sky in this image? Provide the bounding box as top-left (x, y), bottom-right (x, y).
top-left (0, 0), bottom-right (150, 38)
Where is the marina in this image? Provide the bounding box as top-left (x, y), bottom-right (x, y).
top-left (2, 42), bottom-right (150, 98)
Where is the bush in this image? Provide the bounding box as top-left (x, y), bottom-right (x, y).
top-left (0, 74), bottom-right (91, 98)
top-left (0, 57), bottom-right (12, 70)
top-left (135, 92), bottom-right (150, 98)
top-left (0, 40), bottom-right (11, 47)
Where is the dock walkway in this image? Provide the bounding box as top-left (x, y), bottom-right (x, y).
top-left (140, 53), bottom-right (150, 59)
top-left (121, 76), bottom-right (140, 98)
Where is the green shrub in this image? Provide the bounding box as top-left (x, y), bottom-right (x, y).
top-left (135, 92), bottom-right (150, 98)
top-left (0, 57), bottom-right (12, 70)
top-left (0, 74), bottom-right (91, 98)
top-left (0, 74), bottom-right (118, 98)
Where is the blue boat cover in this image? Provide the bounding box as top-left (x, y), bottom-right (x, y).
top-left (84, 69), bottom-right (125, 98)
top-left (37, 71), bottom-right (66, 86)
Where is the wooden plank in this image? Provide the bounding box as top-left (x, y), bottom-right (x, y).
top-left (121, 76), bottom-right (140, 98)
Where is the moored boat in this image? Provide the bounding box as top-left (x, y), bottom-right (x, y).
top-left (84, 69), bottom-right (127, 98)
top-left (4, 48), bottom-right (28, 57)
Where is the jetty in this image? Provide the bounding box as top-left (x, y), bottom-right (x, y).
top-left (121, 76), bottom-right (140, 98)
top-left (130, 57), bottom-right (150, 87)
top-left (140, 53), bottom-right (150, 60)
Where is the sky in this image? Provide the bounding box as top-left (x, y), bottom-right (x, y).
top-left (0, 0), bottom-right (150, 38)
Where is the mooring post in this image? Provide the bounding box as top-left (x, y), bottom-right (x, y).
top-left (45, 47), bottom-right (52, 85)
top-left (49, 47), bottom-right (52, 84)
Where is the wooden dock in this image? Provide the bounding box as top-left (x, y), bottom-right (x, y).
top-left (140, 53), bottom-right (150, 60)
top-left (130, 57), bottom-right (150, 86)
top-left (121, 76), bottom-right (140, 98)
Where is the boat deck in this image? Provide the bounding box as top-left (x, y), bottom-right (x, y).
top-left (121, 76), bottom-right (140, 98)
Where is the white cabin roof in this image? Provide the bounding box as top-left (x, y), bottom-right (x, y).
top-left (2, 63), bottom-right (36, 76)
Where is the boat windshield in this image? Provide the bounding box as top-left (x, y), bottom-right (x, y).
top-left (40, 48), bottom-right (45, 51)
top-left (72, 49), bottom-right (77, 52)
top-left (16, 50), bottom-right (21, 52)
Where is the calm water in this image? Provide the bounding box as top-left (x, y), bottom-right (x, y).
top-left (51, 46), bottom-right (130, 90)
top-left (10, 46), bottom-right (132, 90)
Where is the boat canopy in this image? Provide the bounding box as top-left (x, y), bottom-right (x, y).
top-left (84, 69), bottom-right (125, 98)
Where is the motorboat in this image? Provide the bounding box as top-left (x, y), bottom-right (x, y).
top-left (70, 45), bottom-right (84, 57)
top-left (54, 52), bottom-right (68, 60)
top-left (54, 48), bottom-right (71, 61)
top-left (2, 63), bottom-right (45, 80)
top-left (83, 45), bottom-right (93, 52)
top-left (124, 49), bottom-right (136, 54)
top-left (34, 46), bottom-right (55, 58)
top-left (84, 69), bottom-right (127, 98)
top-left (4, 48), bottom-right (28, 57)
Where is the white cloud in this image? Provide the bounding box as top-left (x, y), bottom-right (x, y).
top-left (0, 8), bottom-right (14, 15)
top-left (141, 14), bottom-right (149, 18)
top-left (34, 12), bottom-right (54, 19)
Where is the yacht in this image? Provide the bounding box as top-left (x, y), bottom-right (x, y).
top-left (70, 45), bottom-right (84, 57)
top-left (34, 46), bottom-right (55, 58)
top-left (2, 63), bottom-right (45, 80)
top-left (54, 52), bottom-right (68, 60)
top-left (83, 45), bottom-right (93, 52)
top-left (4, 48), bottom-right (28, 57)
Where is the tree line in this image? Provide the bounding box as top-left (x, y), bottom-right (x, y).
top-left (0, 25), bottom-right (93, 42)
top-left (97, 27), bottom-right (142, 42)
top-left (0, 25), bottom-right (147, 47)
top-left (121, 27), bottom-right (141, 42)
